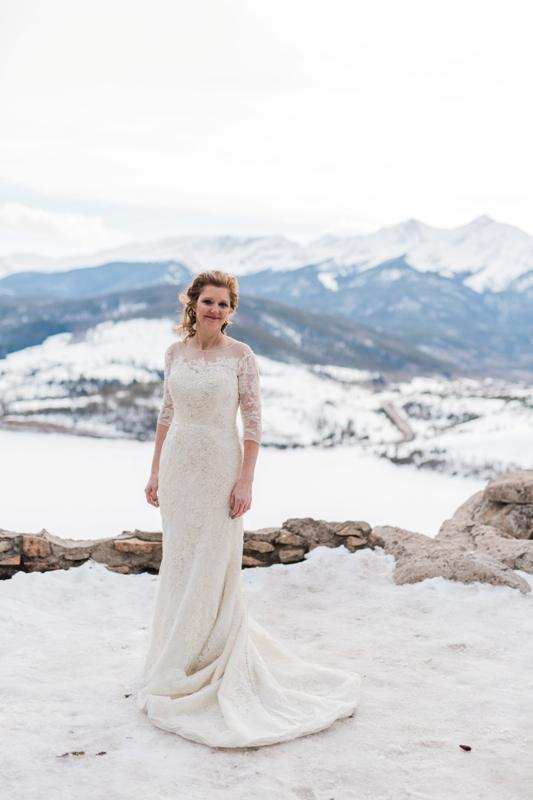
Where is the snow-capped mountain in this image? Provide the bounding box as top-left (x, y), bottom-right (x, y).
top-left (307, 215), bottom-right (533, 292)
top-left (1, 215), bottom-right (533, 293)
top-left (0, 235), bottom-right (305, 281)
top-left (1, 255), bottom-right (532, 378)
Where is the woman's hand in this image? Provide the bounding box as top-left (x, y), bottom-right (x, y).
top-left (145, 473), bottom-right (160, 507)
top-left (229, 477), bottom-right (252, 518)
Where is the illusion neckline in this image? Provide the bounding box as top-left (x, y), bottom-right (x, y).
top-left (182, 336), bottom-right (234, 353)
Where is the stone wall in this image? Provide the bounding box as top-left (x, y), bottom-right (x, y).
top-left (0, 519), bottom-right (372, 578)
top-left (2, 469), bottom-right (532, 593)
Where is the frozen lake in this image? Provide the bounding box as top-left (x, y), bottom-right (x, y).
top-left (0, 429), bottom-right (484, 540)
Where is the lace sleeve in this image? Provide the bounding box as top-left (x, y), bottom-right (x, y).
top-left (157, 344), bottom-right (174, 427)
top-left (237, 349), bottom-right (262, 444)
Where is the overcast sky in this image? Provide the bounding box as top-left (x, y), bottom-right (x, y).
top-left (0, 0), bottom-right (532, 256)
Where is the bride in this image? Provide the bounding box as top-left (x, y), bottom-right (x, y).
top-left (135, 269), bottom-right (362, 748)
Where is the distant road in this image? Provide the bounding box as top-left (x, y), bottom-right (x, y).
top-left (379, 401), bottom-right (416, 442)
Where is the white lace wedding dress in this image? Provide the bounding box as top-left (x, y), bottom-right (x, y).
top-left (134, 335), bottom-right (362, 747)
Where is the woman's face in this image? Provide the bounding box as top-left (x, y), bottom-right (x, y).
top-left (195, 285), bottom-right (233, 333)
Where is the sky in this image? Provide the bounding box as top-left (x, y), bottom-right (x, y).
top-left (0, 0), bottom-right (532, 257)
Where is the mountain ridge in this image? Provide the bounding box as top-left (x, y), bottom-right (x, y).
top-left (1, 264), bottom-right (532, 379)
top-left (1, 214), bottom-right (532, 293)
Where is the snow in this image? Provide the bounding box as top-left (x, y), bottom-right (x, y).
top-left (317, 271), bottom-right (339, 291)
top-left (308, 215), bottom-right (533, 292)
top-left (2, 214), bottom-right (533, 292)
top-left (421, 423), bottom-right (533, 476)
top-left (0, 317), bottom-right (405, 447)
top-left (2, 540), bottom-right (531, 798)
top-left (377, 267), bottom-right (404, 283)
top-left (0, 429), bottom-right (483, 539)
top-left (3, 318), bottom-right (532, 474)
top-left (0, 318), bottom-right (173, 385)
top-left (1, 324), bottom-right (532, 798)
top-left (382, 379), bottom-right (533, 479)
top-left (0, 233), bottom-right (305, 279)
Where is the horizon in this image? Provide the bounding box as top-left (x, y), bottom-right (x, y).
top-left (0, 212), bottom-right (526, 266)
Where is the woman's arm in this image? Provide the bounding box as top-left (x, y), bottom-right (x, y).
top-left (151, 422), bottom-right (170, 475)
top-left (145, 344), bottom-right (175, 507)
top-left (145, 423), bottom-right (170, 507)
top-left (231, 348), bottom-right (262, 518)
top-left (240, 439), bottom-right (260, 483)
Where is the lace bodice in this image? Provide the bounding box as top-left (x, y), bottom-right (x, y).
top-left (156, 335), bottom-right (262, 444)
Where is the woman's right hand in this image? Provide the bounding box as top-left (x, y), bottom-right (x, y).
top-left (145, 473), bottom-right (160, 507)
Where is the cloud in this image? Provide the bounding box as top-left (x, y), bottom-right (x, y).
top-left (0, 202), bottom-right (128, 255)
top-left (1, 1), bottom-right (532, 239)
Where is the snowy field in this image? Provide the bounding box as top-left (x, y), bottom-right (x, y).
top-left (0, 428), bottom-right (485, 540)
top-left (2, 543), bottom-right (532, 799)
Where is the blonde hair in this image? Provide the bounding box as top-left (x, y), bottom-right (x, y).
top-left (175, 270), bottom-right (239, 340)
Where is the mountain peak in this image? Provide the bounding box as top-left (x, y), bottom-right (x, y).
top-left (378, 217), bottom-right (431, 244)
top-left (465, 214), bottom-right (496, 228)
top-left (401, 216), bottom-right (425, 227)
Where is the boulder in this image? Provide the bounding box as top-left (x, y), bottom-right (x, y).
top-left (484, 469), bottom-right (533, 504)
top-left (370, 470), bottom-right (533, 594)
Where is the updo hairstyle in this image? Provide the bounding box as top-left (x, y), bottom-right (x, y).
top-left (175, 270), bottom-right (239, 340)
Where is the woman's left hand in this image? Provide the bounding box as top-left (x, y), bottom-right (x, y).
top-left (229, 477), bottom-right (252, 518)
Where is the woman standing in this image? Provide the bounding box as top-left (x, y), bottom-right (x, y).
top-left (135, 270), bottom-right (361, 747)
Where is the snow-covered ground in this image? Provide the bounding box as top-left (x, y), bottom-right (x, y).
top-left (378, 375), bottom-right (533, 479)
top-left (0, 317), bottom-right (397, 446)
top-left (2, 321), bottom-right (532, 799)
top-left (1, 318), bottom-right (532, 480)
top-left (2, 544), bottom-right (532, 799)
top-left (0, 428), bottom-right (483, 539)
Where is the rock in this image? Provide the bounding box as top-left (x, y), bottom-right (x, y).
top-left (470, 524), bottom-right (533, 573)
top-left (369, 525), bottom-right (432, 558)
top-left (244, 527), bottom-right (281, 544)
top-left (243, 539), bottom-right (275, 553)
top-left (25, 560), bottom-right (63, 572)
top-left (476, 497), bottom-right (533, 540)
top-left (485, 470), bottom-right (533, 504)
top-left (0, 554), bottom-right (21, 566)
top-left (343, 535), bottom-right (367, 550)
top-left (275, 531), bottom-right (306, 546)
top-left (242, 554), bottom-right (265, 568)
top-left (278, 547), bottom-right (306, 563)
top-left (113, 537), bottom-right (162, 555)
top-left (334, 521), bottom-right (372, 537)
top-left (371, 470), bottom-right (533, 594)
top-left (123, 529), bottom-right (163, 541)
top-left (282, 518), bottom-right (349, 549)
top-left (106, 565), bottom-right (130, 574)
top-left (282, 517), bottom-right (333, 540)
top-left (22, 535), bottom-right (51, 558)
top-left (395, 549), bottom-right (530, 594)
top-left (63, 552), bottom-right (92, 561)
